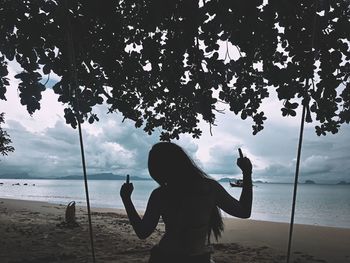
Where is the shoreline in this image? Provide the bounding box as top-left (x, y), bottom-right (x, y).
top-left (1, 177), bottom-right (349, 185)
top-left (2, 196), bottom-right (350, 230)
top-left (1, 198), bottom-right (349, 262)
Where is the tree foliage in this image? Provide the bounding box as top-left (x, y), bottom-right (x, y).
top-left (0, 113), bottom-right (14, 156)
top-left (0, 0), bottom-right (349, 140)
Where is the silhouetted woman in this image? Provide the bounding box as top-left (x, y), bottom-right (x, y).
top-left (120, 142), bottom-right (253, 263)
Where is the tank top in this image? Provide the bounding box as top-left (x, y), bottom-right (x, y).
top-left (157, 180), bottom-right (216, 256)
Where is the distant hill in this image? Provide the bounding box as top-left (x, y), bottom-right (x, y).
top-left (336, 181), bottom-right (350, 185)
top-left (304, 180), bottom-right (316, 184)
top-left (0, 173), bottom-right (33, 179)
top-left (218, 177), bottom-right (267, 184)
top-left (0, 173), bottom-right (150, 181)
top-left (58, 173), bottom-right (150, 181)
top-left (253, 180), bottom-right (266, 184)
top-left (218, 177), bottom-right (232, 182)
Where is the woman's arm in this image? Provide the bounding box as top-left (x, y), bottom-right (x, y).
top-left (215, 157), bottom-right (253, 218)
top-left (120, 183), bottom-right (161, 239)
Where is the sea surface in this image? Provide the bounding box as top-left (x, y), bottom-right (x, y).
top-left (0, 179), bottom-right (349, 228)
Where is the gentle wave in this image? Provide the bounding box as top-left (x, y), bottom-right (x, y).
top-left (1, 179), bottom-right (349, 228)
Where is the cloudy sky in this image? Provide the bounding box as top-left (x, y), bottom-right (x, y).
top-left (1, 62), bottom-right (349, 184)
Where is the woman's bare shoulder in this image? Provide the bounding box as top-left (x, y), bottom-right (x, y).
top-left (195, 177), bottom-right (221, 194)
top-left (203, 177), bottom-right (220, 187)
top-left (203, 178), bottom-right (225, 195)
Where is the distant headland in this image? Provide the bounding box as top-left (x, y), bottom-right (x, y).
top-left (0, 173), bottom-right (150, 181)
top-left (0, 173), bottom-right (349, 185)
top-left (304, 180), bottom-right (316, 184)
top-left (336, 181), bottom-right (350, 185)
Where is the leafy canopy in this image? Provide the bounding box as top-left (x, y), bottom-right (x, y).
top-left (0, 0), bottom-right (349, 140)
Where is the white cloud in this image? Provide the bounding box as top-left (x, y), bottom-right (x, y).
top-left (301, 155), bottom-right (331, 174)
top-left (1, 62), bottom-right (65, 132)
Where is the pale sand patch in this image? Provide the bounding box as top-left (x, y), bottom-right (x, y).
top-left (220, 218), bottom-right (350, 263)
top-left (0, 198), bottom-right (349, 263)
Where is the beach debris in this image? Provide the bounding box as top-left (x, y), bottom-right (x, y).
top-left (56, 201), bottom-right (79, 228)
top-left (65, 201), bottom-right (78, 226)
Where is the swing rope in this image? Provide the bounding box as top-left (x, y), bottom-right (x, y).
top-left (286, 87), bottom-right (307, 263)
top-left (63, 1), bottom-right (96, 262)
top-left (286, 1), bottom-right (320, 262)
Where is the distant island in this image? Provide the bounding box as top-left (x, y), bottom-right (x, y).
top-left (253, 180), bottom-right (266, 184)
top-left (304, 180), bottom-right (316, 184)
top-left (58, 173), bottom-right (150, 181)
top-left (337, 181), bottom-right (350, 185)
top-left (218, 177), bottom-right (267, 184)
top-left (218, 177), bottom-right (232, 182)
top-left (1, 173), bottom-right (348, 185)
top-left (0, 173), bottom-right (150, 181)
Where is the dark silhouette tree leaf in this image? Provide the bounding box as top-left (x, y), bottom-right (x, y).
top-left (0, 0), bottom-right (349, 139)
top-left (0, 113), bottom-right (14, 156)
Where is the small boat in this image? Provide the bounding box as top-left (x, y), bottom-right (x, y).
top-left (229, 179), bottom-right (243, 187)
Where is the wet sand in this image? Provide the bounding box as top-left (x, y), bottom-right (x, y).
top-left (0, 198), bottom-right (349, 263)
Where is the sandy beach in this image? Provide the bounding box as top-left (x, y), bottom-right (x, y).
top-left (0, 198), bottom-right (349, 263)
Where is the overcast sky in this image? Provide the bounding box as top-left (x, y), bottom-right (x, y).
top-left (1, 62), bottom-right (349, 184)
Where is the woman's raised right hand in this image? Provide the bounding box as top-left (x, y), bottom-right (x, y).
top-left (237, 157), bottom-right (252, 175)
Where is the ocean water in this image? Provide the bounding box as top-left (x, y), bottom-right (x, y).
top-left (0, 179), bottom-right (349, 229)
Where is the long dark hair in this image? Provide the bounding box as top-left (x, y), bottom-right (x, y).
top-left (148, 142), bottom-right (224, 240)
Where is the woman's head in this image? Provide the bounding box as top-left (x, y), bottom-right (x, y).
top-left (148, 142), bottom-right (201, 186)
